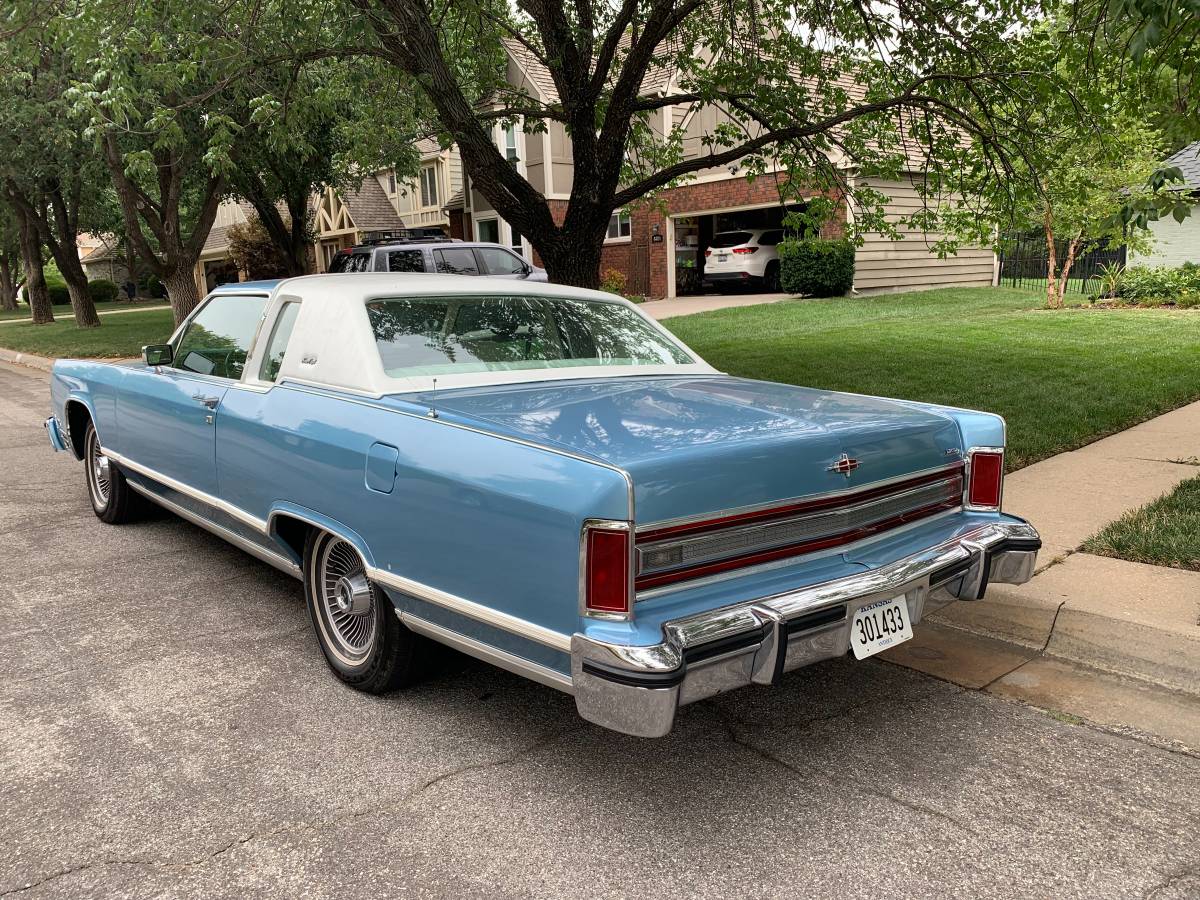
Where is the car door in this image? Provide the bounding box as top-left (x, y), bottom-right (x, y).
top-left (117, 292), bottom-right (267, 497)
top-left (475, 246), bottom-right (532, 280)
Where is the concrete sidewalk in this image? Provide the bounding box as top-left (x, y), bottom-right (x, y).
top-left (890, 400), bottom-right (1200, 702)
top-left (640, 292), bottom-right (794, 319)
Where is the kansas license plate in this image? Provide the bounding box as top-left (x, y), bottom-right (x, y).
top-left (850, 595), bottom-right (913, 660)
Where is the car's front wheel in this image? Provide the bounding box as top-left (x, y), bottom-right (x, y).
top-left (303, 529), bottom-right (430, 693)
top-left (83, 422), bottom-right (141, 524)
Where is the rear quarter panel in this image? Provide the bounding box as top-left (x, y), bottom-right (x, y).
top-left (214, 385), bottom-right (631, 667)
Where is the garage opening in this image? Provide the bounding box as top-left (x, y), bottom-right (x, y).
top-left (671, 202), bottom-right (808, 297)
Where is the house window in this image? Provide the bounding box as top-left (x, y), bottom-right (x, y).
top-left (419, 166), bottom-right (438, 208)
top-left (387, 171), bottom-right (397, 194)
top-left (503, 125), bottom-right (519, 165)
top-left (606, 211), bottom-right (632, 241)
top-left (510, 224), bottom-right (524, 257)
top-left (476, 219), bottom-right (500, 244)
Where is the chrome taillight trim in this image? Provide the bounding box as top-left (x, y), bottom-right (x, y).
top-left (964, 446), bottom-right (1005, 512)
top-left (634, 471), bottom-right (964, 586)
top-left (579, 518), bottom-right (635, 621)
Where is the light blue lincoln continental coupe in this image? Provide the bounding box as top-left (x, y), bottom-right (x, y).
top-left (45, 274), bottom-right (1040, 736)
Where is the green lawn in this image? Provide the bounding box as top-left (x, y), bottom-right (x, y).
top-left (0, 307), bottom-right (175, 358)
top-left (1082, 476), bottom-right (1200, 570)
top-left (0, 299), bottom-right (167, 322)
top-left (665, 287), bottom-right (1200, 470)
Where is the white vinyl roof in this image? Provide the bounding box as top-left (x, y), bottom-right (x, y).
top-left (266, 273), bottom-right (719, 396)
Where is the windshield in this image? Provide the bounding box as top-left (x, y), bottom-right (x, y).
top-left (366, 295), bottom-right (695, 377)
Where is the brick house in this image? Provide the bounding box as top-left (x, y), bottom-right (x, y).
top-left (457, 40), bottom-right (995, 298)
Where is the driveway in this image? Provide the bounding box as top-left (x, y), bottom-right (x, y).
top-left (2, 361), bottom-right (1198, 899)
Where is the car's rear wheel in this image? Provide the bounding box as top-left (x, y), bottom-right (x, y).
top-left (84, 422), bottom-right (140, 524)
top-left (764, 261), bottom-right (781, 292)
top-left (303, 529), bottom-right (429, 693)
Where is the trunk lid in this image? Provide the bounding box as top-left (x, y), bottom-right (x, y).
top-left (411, 376), bottom-right (963, 525)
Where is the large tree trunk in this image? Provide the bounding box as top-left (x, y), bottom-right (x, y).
top-left (163, 266), bottom-right (202, 324)
top-left (15, 205), bottom-right (52, 324)
top-left (0, 252), bottom-right (17, 310)
top-left (537, 228), bottom-right (606, 289)
top-left (124, 237), bottom-right (139, 300)
top-left (51, 245), bottom-right (101, 328)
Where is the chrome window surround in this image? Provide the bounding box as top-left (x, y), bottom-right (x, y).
top-left (964, 446), bottom-right (1005, 512)
top-left (635, 472), bottom-right (964, 582)
top-left (579, 518), bottom-right (636, 622)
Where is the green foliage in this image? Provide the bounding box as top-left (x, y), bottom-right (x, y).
top-left (88, 279), bottom-right (119, 302)
top-left (778, 240), bottom-right (856, 297)
top-left (599, 268), bottom-right (628, 297)
top-left (1083, 474), bottom-right (1200, 571)
top-left (1118, 265), bottom-right (1200, 306)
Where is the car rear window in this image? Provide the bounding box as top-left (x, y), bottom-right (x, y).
top-left (365, 295), bottom-right (694, 377)
top-left (387, 249), bottom-right (425, 273)
top-left (709, 232), bottom-right (752, 248)
top-left (329, 252), bottom-right (371, 273)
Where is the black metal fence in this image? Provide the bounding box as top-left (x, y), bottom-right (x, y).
top-left (998, 232), bottom-right (1126, 295)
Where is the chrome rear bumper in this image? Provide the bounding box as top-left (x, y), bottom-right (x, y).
top-left (571, 520), bottom-right (1040, 737)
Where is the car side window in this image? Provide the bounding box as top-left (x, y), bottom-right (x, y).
top-left (258, 301), bottom-right (301, 382)
top-left (759, 230), bottom-right (784, 246)
top-left (434, 247), bottom-right (481, 275)
top-left (387, 250), bottom-right (425, 273)
top-left (173, 294), bottom-right (267, 380)
top-left (476, 247), bottom-right (527, 275)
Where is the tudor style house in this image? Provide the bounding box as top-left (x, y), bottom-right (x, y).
top-left (450, 39), bottom-right (996, 298)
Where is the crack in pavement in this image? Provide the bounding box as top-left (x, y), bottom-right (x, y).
top-left (1142, 864), bottom-right (1200, 899)
top-left (0, 728), bottom-right (568, 896)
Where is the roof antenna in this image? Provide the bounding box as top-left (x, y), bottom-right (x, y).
top-left (427, 377), bottom-right (439, 419)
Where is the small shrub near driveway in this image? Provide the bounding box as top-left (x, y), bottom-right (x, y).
top-left (599, 267), bottom-right (627, 296)
top-left (1082, 475), bottom-right (1200, 570)
top-left (778, 239), bottom-right (855, 297)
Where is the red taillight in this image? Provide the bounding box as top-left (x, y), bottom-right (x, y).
top-left (732, 246), bottom-right (758, 254)
top-left (968, 451), bottom-right (1004, 509)
top-left (585, 525), bottom-right (631, 615)
top-left (704, 249), bottom-right (712, 257)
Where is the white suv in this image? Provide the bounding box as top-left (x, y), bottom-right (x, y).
top-left (703, 229), bottom-right (784, 291)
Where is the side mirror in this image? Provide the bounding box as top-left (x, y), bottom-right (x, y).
top-left (143, 344), bottom-right (173, 367)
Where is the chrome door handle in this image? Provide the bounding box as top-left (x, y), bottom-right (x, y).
top-left (192, 393), bottom-right (220, 409)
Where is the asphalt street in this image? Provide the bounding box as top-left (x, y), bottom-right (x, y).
top-left (2, 359), bottom-right (1198, 900)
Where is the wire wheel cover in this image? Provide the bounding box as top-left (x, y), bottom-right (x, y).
top-left (86, 430), bottom-right (111, 507)
top-left (317, 538), bottom-right (377, 662)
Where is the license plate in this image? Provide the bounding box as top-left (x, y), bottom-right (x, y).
top-left (717, 253), bottom-right (728, 261)
top-left (850, 595), bottom-right (913, 659)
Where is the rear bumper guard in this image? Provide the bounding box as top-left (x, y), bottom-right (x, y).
top-left (571, 519), bottom-right (1040, 737)
top-left (44, 416), bottom-right (68, 453)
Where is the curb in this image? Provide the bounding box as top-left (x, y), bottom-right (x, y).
top-left (930, 576), bottom-right (1200, 697)
top-left (0, 347), bottom-right (55, 372)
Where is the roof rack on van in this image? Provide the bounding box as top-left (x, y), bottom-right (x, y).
top-left (357, 236), bottom-right (459, 246)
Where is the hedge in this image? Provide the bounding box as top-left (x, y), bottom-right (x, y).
top-left (1116, 263), bottom-right (1200, 308)
top-left (88, 279), bottom-right (120, 303)
top-left (778, 239), bottom-right (855, 297)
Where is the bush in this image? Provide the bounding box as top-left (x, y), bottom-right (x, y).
top-left (88, 279), bottom-right (119, 303)
top-left (1117, 264), bottom-right (1200, 306)
top-left (47, 283), bottom-right (71, 305)
top-left (599, 267), bottom-right (627, 297)
top-left (140, 273), bottom-right (167, 298)
top-left (778, 239), bottom-right (855, 297)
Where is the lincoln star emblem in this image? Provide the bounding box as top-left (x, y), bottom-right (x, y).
top-left (828, 453), bottom-right (860, 477)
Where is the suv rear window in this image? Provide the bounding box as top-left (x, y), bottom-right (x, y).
top-left (709, 232), bottom-right (752, 248)
top-left (329, 251), bottom-right (371, 273)
top-left (387, 249), bottom-right (425, 273)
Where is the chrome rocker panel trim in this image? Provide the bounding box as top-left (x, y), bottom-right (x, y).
top-left (571, 520), bottom-right (1040, 738)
